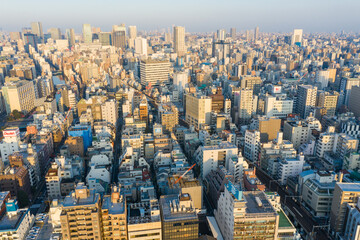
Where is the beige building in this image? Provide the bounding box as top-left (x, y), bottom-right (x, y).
top-left (140, 59), bottom-right (170, 86)
top-left (316, 90), bottom-right (339, 117)
top-left (102, 185), bottom-right (127, 240)
top-left (185, 93), bottom-right (212, 129)
top-left (215, 183), bottom-right (279, 240)
top-left (257, 117), bottom-right (281, 143)
top-left (60, 183), bottom-right (102, 240)
top-left (158, 103), bottom-right (179, 133)
top-left (330, 182), bottom-right (360, 234)
top-left (240, 75), bottom-right (262, 94)
top-left (173, 26), bottom-right (186, 57)
top-left (238, 88), bottom-right (256, 124)
top-left (101, 99), bottom-right (119, 126)
top-left (1, 80), bottom-right (35, 114)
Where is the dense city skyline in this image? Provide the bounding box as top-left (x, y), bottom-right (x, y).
top-left (2, 0), bottom-right (360, 33)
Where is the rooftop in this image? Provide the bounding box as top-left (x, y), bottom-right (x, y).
top-left (337, 183), bottom-right (360, 192)
top-left (0, 209), bottom-right (28, 231)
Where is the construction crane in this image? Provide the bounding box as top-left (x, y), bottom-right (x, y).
top-left (174, 163), bottom-right (196, 185)
top-left (64, 107), bottom-right (72, 121)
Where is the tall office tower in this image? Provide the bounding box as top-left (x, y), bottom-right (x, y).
top-left (185, 93), bottom-right (212, 129)
top-left (60, 183), bottom-right (102, 240)
top-left (82, 24), bottom-right (92, 43)
top-left (230, 27), bottom-right (236, 39)
top-left (134, 37), bottom-right (147, 56)
top-left (246, 30), bottom-right (251, 42)
top-left (240, 76), bottom-right (262, 94)
top-left (254, 26), bottom-right (259, 41)
top-left (48, 28), bottom-right (61, 40)
top-left (160, 194), bottom-right (199, 240)
top-left (140, 58), bottom-right (170, 86)
top-left (316, 90), bottom-right (338, 117)
top-left (128, 25), bottom-right (137, 39)
top-left (1, 80), bottom-right (35, 114)
top-left (296, 85), bottom-right (317, 119)
top-left (330, 182), bottom-right (360, 234)
top-left (101, 185), bottom-right (127, 239)
top-left (215, 183), bottom-right (279, 240)
top-left (112, 25), bottom-right (126, 49)
top-left (98, 32), bottom-right (112, 46)
top-left (23, 33), bottom-right (37, 51)
top-left (9, 32), bottom-right (21, 41)
top-left (291, 29), bottom-right (303, 46)
top-left (173, 26), bottom-right (186, 57)
top-left (217, 29), bottom-right (226, 41)
top-left (31, 22), bottom-right (43, 42)
top-left (238, 88), bottom-right (255, 124)
top-left (128, 25), bottom-right (137, 48)
top-left (65, 28), bottom-right (75, 47)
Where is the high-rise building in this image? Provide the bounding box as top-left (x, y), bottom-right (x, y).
top-left (340, 78), bottom-right (360, 107)
top-left (134, 37), bottom-right (147, 56)
top-left (112, 25), bottom-right (126, 49)
top-left (60, 183), bottom-right (102, 240)
top-left (296, 85), bottom-right (317, 119)
top-left (160, 194), bottom-right (199, 240)
top-left (1, 80), bottom-right (35, 115)
top-left (217, 29), bottom-right (226, 41)
top-left (330, 182), bottom-right (360, 234)
top-left (82, 24), bottom-right (92, 43)
top-left (244, 129), bottom-right (261, 162)
top-left (316, 90), bottom-right (338, 117)
top-left (101, 99), bottom-right (118, 126)
top-left (240, 75), bottom-right (262, 94)
top-left (65, 28), bottom-right (75, 47)
top-left (128, 25), bottom-right (137, 48)
top-left (185, 93), bottom-right (212, 129)
top-left (140, 58), bottom-right (170, 86)
top-left (31, 21), bottom-right (43, 41)
top-left (23, 33), bottom-right (37, 51)
top-left (173, 26), bottom-right (186, 57)
top-left (264, 94), bottom-right (293, 118)
top-left (348, 86), bottom-right (360, 118)
top-left (254, 26), bottom-right (259, 41)
top-left (291, 29), bottom-right (303, 46)
top-left (238, 88), bottom-right (256, 124)
top-left (48, 28), bottom-right (61, 40)
top-left (158, 103), bottom-right (179, 133)
top-left (230, 28), bottom-right (236, 39)
top-left (215, 183), bottom-right (279, 240)
top-left (98, 32), bottom-right (112, 46)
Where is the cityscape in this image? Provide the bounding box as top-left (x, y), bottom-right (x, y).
top-left (0, 2), bottom-right (360, 240)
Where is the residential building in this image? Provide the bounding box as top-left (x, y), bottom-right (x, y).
top-left (185, 93), bottom-right (212, 129)
top-left (173, 26), bottom-right (186, 57)
top-left (243, 130), bottom-right (260, 162)
top-left (60, 183), bottom-right (102, 240)
top-left (215, 182), bottom-right (279, 240)
top-left (296, 85), bottom-right (317, 119)
top-left (1, 80), bottom-right (35, 114)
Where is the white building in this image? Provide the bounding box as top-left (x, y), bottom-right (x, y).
top-left (244, 130), bottom-right (260, 162)
top-left (134, 37), bottom-right (147, 56)
top-left (343, 198), bottom-right (360, 240)
top-left (173, 71), bottom-right (188, 98)
top-left (265, 94), bottom-right (293, 118)
top-left (316, 70), bottom-right (330, 89)
top-left (101, 99), bottom-right (118, 126)
top-left (316, 126), bottom-right (358, 159)
top-left (291, 29), bottom-right (303, 45)
top-left (238, 88), bottom-right (256, 124)
top-left (0, 199), bottom-right (34, 240)
top-left (185, 93), bottom-right (212, 129)
top-left (173, 26), bottom-right (186, 57)
top-left (194, 142), bottom-right (238, 179)
top-left (0, 128), bottom-right (20, 162)
top-left (296, 85), bottom-right (317, 119)
top-left (277, 154), bottom-right (305, 185)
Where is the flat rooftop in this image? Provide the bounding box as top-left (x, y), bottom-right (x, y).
top-left (337, 183), bottom-right (360, 192)
top-left (278, 210), bottom-right (294, 229)
top-left (62, 189), bottom-right (99, 208)
top-left (102, 196), bottom-right (125, 215)
top-left (0, 210), bottom-right (27, 231)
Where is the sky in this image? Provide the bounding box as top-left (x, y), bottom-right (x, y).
top-left (1, 0), bottom-right (359, 34)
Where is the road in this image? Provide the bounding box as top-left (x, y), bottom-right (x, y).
top-left (254, 165), bottom-right (330, 240)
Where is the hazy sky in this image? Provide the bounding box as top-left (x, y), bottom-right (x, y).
top-left (1, 0), bottom-right (359, 33)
